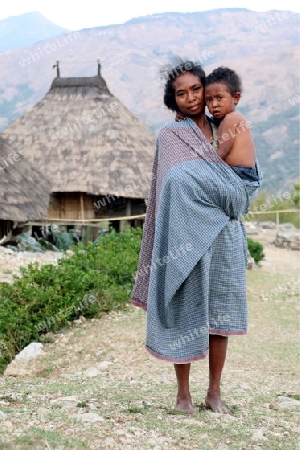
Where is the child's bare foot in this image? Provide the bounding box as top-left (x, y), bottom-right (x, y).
top-left (175, 396), bottom-right (197, 415)
top-left (205, 393), bottom-right (233, 415)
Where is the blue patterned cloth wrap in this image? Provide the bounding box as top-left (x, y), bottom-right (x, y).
top-left (132, 119), bottom-right (263, 363)
top-left (231, 165), bottom-right (260, 183)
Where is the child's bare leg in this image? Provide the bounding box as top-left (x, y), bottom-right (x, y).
top-left (174, 363), bottom-right (197, 414)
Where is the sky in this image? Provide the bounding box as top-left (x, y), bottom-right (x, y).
top-left (0, 0), bottom-right (299, 30)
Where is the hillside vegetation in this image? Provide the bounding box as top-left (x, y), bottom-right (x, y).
top-left (0, 9), bottom-right (299, 191)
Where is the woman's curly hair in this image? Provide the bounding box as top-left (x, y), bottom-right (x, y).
top-left (161, 59), bottom-right (206, 112)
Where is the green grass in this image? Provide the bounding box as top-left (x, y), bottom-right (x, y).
top-left (11, 428), bottom-right (88, 450)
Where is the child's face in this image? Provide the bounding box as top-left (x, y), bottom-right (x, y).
top-left (205, 82), bottom-right (241, 120)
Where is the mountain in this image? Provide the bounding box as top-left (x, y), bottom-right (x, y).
top-left (0, 12), bottom-right (69, 53)
top-left (0, 9), bottom-right (299, 192)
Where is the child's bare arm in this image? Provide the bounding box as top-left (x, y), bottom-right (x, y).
top-left (217, 111), bottom-right (244, 160)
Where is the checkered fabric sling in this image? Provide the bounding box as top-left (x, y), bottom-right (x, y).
top-left (131, 119), bottom-right (263, 362)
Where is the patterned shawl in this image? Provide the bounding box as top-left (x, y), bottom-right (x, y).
top-left (131, 118), bottom-right (262, 312)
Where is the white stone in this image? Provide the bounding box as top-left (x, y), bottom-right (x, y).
top-left (88, 403), bottom-right (98, 411)
top-left (83, 367), bottom-right (100, 378)
top-left (102, 437), bottom-right (117, 447)
top-left (0, 246), bottom-right (14, 254)
top-left (50, 396), bottom-right (79, 408)
top-left (15, 342), bottom-right (43, 361)
top-left (73, 318), bottom-right (83, 325)
top-left (73, 412), bottom-right (104, 423)
top-left (115, 429), bottom-right (126, 436)
top-left (96, 361), bottom-right (112, 370)
top-left (277, 396), bottom-right (300, 411)
top-left (251, 428), bottom-right (267, 441)
top-left (0, 410), bottom-right (7, 420)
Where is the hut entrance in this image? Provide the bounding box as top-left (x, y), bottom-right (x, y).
top-left (0, 220), bottom-right (12, 242)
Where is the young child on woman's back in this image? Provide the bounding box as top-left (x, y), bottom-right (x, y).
top-left (205, 66), bottom-right (259, 181)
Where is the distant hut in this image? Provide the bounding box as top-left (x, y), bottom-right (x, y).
top-left (0, 136), bottom-right (50, 241)
top-left (2, 62), bottom-right (156, 234)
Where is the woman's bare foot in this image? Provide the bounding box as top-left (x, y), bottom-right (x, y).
top-left (205, 393), bottom-right (233, 415)
top-left (175, 396), bottom-right (198, 415)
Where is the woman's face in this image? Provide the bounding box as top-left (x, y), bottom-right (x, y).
top-left (173, 72), bottom-right (205, 117)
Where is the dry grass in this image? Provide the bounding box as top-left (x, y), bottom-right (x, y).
top-left (0, 238), bottom-right (299, 449)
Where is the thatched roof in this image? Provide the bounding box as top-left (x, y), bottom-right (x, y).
top-left (0, 136), bottom-right (50, 221)
top-left (2, 68), bottom-right (156, 199)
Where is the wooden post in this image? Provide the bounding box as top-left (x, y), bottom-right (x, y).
top-left (80, 193), bottom-right (85, 243)
top-left (53, 61), bottom-right (60, 77)
top-left (126, 199), bottom-right (132, 229)
top-left (276, 211), bottom-right (280, 227)
top-left (80, 193), bottom-right (85, 221)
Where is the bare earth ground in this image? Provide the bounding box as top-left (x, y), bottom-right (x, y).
top-left (0, 230), bottom-right (299, 450)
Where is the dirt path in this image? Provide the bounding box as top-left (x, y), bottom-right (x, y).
top-left (0, 233), bottom-right (299, 449)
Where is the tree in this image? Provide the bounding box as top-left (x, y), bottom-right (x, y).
top-left (291, 183), bottom-right (300, 209)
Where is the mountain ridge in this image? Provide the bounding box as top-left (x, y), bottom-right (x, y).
top-left (0, 12), bottom-right (69, 53)
top-left (0, 9), bottom-right (299, 192)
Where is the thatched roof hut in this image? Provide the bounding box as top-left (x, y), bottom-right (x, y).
top-left (0, 136), bottom-right (50, 222)
top-left (2, 64), bottom-right (156, 225)
top-left (0, 136), bottom-right (50, 239)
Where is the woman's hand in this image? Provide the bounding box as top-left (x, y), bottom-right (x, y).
top-left (175, 112), bottom-right (186, 122)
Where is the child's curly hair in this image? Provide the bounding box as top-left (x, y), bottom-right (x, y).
top-left (206, 67), bottom-right (243, 96)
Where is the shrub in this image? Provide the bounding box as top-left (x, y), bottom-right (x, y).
top-left (0, 227), bottom-right (265, 373)
top-left (247, 237), bottom-right (265, 264)
top-left (0, 228), bottom-right (142, 373)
